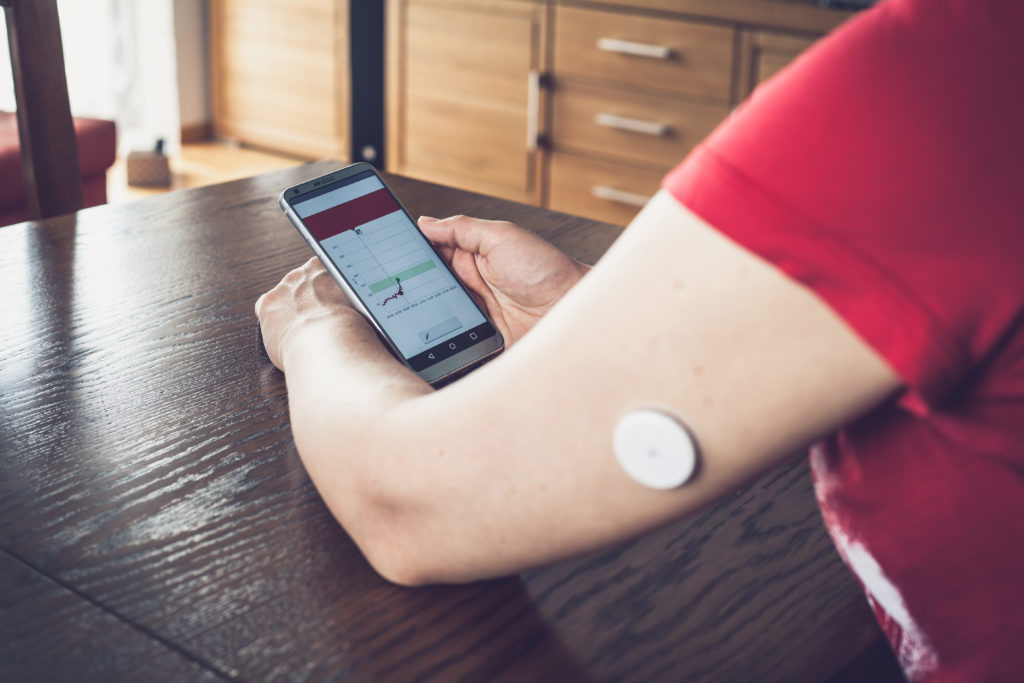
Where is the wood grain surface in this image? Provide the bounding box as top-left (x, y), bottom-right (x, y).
top-left (0, 551), bottom-right (220, 681)
top-left (0, 162), bottom-right (887, 681)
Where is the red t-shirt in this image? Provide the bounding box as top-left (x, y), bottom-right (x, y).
top-left (663, 0), bottom-right (1024, 680)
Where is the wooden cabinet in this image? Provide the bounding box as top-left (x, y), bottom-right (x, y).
top-left (386, 0), bottom-right (855, 225)
top-left (386, 0), bottom-right (546, 204)
top-left (210, 0), bottom-right (350, 160)
top-left (737, 30), bottom-right (820, 100)
top-left (547, 3), bottom-right (734, 223)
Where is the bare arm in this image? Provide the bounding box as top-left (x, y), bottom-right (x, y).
top-left (257, 191), bottom-right (901, 585)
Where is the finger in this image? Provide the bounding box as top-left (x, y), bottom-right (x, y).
top-left (432, 243), bottom-right (457, 267)
top-left (419, 217), bottom-right (466, 268)
top-left (419, 215), bottom-right (509, 257)
top-left (418, 216), bottom-right (454, 246)
top-left (451, 248), bottom-right (498, 308)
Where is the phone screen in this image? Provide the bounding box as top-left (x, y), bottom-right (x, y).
top-left (288, 170), bottom-right (498, 374)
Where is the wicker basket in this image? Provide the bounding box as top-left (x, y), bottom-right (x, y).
top-left (126, 150), bottom-right (171, 187)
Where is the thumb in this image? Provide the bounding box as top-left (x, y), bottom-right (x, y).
top-left (417, 215), bottom-right (450, 245)
top-left (419, 215), bottom-right (501, 257)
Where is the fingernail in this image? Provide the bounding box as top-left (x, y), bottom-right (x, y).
top-left (419, 216), bottom-right (438, 223)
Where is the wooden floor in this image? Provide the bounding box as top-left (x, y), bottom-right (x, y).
top-left (107, 141), bottom-right (305, 204)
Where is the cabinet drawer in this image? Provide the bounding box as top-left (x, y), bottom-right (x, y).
top-left (554, 5), bottom-right (734, 103)
top-left (551, 80), bottom-right (727, 168)
top-left (549, 152), bottom-right (665, 226)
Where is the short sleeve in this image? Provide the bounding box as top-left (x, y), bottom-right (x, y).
top-left (663, 0), bottom-right (1024, 411)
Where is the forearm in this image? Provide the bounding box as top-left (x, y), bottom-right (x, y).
top-left (280, 311), bottom-right (435, 578)
top-left (278, 312), bottom-right (599, 584)
top-left (281, 310), bottom-right (429, 420)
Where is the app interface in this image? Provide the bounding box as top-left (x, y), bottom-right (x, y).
top-left (293, 173), bottom-right (493, 366)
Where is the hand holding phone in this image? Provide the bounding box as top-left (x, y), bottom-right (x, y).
top-left (278, 163), bottom-right (504, 384)
top-left (417, 215), bottom-right (591, 346)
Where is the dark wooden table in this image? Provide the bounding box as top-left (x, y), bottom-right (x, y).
top-left (0, 162), bottom-right (893, 682)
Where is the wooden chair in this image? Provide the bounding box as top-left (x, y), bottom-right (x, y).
top-left (2, 0), bottom-right (83, 220)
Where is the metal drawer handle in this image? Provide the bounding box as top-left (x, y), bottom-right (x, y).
top-left (526, 70), bottom-right (540, 152)
top-left (594, 112), bottom-right (669, 137)
top-left (592, 185), bottom-right (651, 208)
top-left (597, 37), bottom-right (672, 60)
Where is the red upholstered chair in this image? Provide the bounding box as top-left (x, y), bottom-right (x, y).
top-left (0, 111), bottom-right (116, 226)
top-left (1, 0), bottom-right (117, 227)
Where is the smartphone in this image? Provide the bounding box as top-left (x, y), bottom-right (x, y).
top-left (279, 163), bottom-right (504, 384)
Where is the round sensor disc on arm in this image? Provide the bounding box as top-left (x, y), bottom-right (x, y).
top-left (613, 409), bottom-right (698, 490)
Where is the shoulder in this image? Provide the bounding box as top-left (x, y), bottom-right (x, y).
top-left (663, 0), bottom-right (1024, 410)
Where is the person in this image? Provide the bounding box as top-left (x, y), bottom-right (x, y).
top-left (256, 0), bottom-right (1023, 679)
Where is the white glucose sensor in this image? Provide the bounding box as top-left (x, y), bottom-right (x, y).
top-left (613, 409), bottom-right (698, 490)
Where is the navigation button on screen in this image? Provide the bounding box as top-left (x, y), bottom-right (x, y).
top-left (406, 323), bottom-right (497, 371)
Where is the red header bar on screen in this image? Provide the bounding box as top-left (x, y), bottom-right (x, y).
top-left (303, 188), bottom-right (400, 241)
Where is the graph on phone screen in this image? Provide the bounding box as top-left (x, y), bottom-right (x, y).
top-left (293, 175), bottom-right (487, 359)
top-left (333, 213), bottom-right (451, 312)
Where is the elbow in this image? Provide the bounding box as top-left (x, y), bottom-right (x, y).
top-left (333, 474), bottom-right (445, 587)
top-left (313, 421), bottom-right (479, 586)
top-left (344, 485), bottom-right (494, 586)
top-left (363, 542), bottom-right (434, 587)
top-left (356, 511), bottom-right (503, 587)
top-left (366, 541), bottom-right (496, 587)
top-left (351, 510), bottom-right (446, 587)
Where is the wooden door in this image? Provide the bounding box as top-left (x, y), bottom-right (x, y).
top-left (210, 0), bottom-right (349, 159)
top-left (386, 0), bottom-right (546, 204)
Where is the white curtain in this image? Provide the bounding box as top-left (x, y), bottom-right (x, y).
top-left (1, 0), bottom-right (181, 155)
